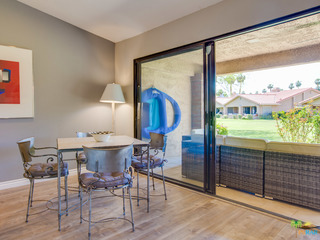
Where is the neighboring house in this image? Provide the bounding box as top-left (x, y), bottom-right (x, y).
top-left (217, 88), bottom-right (320, 115)
top-left (299, 94), bottom-right (320, 107)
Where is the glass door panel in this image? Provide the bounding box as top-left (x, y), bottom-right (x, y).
top-left (137, 46), bottom-right (205, 187)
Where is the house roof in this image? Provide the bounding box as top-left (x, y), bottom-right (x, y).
top-left (298, 94), bottom-right (320, 105)
top-left (274, 88), bottom-right (319, 102)
top-left (217, 88), bottom-right (319, 106)
top-left (216, 97), bottom-right (232, 105)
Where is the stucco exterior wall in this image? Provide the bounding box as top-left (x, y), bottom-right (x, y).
top-left (141, 63), bottom-right (192, 157)
top-left (261, 106), bottom-right (273, 115)
top-left (226, 97), bottom-right (258, 108)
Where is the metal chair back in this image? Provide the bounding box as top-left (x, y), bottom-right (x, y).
top-left (83, 144), bottom-right (133, 173)
top-left (17, 137), bottom-right (35, 163)
top-left (77, 132), bottom-right (92, 138)
top-left (149, 132), bottom-right (167, 152)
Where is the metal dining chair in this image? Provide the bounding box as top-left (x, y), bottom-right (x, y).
top-left (17, 137), bottom-right (69, 222)
top-left (76, 132), bottom-right (92, 195)
top-left (131, 132), bottom-right (168, 206)
top-left (79, 144), bottom-right (134, 239)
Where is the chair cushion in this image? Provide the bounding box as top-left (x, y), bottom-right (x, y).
top-left (28, 162), bottom-right (68, 177)
top-left (77, 152), bottom-right (87, 163)
top-left (80, 172), bottom-right (131, 188)
top-left (131, 155), bottom-right (165, 169)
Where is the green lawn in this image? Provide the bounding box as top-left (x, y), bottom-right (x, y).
top-left (216, 118), bottom-right (282, 141)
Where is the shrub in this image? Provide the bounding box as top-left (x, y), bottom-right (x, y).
top-left (216, 114), bottom-right (221, 118)
top-left (216, 123), bottom-right (228, 135)
top-left (238, 114), bottom-right (242, 119)
top-left (259, 114), bottom-right (273, 119)
top-left (232, 114), bottom-right (237, 119)
top-left (223, 115), bottom-right (228, 119)
top-left (242, 114), bottom-right (253, 120)
top-left (272, 105), bottom-right (320, 143)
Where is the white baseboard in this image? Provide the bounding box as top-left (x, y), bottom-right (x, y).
top-left (0, 168), bottom-right (78, 191)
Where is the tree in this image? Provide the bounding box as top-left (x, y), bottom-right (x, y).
top-left (217, 89), bottom-right (227, 97)
top-left (289, 83), bottom-right (294, 90)
top-left (295, 80), bottom-right (302, 88)
top-left (262, 89), bottom-right (267, 93)
top-left (255, 91), bottom-right (259, 94)
top-left (315, 78), bottom-right (320, 90)
top-left (217, 74), bottom-right (237, 96)
top-left (236, 73), bottom-right (246, 94)
top-left (224, 75), bottom-right (236, 95)
top-left (267, 84), bottom-right (273, 92)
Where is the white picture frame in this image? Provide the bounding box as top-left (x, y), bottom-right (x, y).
top-left (0, 45), bottom-right (34, 118)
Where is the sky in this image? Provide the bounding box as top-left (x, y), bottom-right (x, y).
top-left (218, 61), bottom-right (320, 95)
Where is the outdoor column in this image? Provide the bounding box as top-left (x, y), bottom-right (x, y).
top-left (239, 106), bottom-right (243, 115)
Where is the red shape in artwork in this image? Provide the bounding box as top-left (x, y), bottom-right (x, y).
top-left (0, 60), bottom-right (20, 104)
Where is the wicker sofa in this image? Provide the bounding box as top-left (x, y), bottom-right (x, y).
top-left (181, 133), bottom-right (320, 210)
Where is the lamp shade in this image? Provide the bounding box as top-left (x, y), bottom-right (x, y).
top-left (100, 83), bottom-right (125, 103)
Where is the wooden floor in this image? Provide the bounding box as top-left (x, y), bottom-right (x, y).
top-left (0, 175), bottom-right (317, 240)
top-left (156, 164), bottom-right (320, 227)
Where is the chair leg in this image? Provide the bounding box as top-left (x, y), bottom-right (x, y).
top-left (128, 187), bottom-right (135, 232)
top-left (136, 170), bottom-right (139, 206)
top-left (122, 187), bottom-right (126, 216)
top-left (80, 187), bottom-right (83, 224)
top-left (88, 189), bottom-right (92, 240)
top-left (30, 178), bottom-right (35, 207)
top-left (26, 178), bottom-right (34, 222)
top-left (161, 166), bottom-right (167, 200)
top-left (77, 159), bottom-right (81, 197)
top-left (151, 168), bottom-right (155, 190)
top-left (64, 175), bottom-right (68, 216)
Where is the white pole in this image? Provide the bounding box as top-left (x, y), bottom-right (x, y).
top-left (112, 102), bottom-right (115, 133)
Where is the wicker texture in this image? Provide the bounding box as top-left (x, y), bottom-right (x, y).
top-left (181, 139), bottom-right (220, 184)
top-left (220, 146), bottom-right (264, 195)
top-left (265, 151), bottom-right (320, 210)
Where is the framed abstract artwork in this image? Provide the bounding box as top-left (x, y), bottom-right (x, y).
top-left (0, 45), bottom-right (33, 118)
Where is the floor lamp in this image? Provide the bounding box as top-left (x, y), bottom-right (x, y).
top-left (100, 83), bottom-right (125, 133)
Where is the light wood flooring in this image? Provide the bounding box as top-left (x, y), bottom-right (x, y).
top-left (156, 164), bottom-right (320, 227)
top-left (0, 174), bottom-right (318, 240)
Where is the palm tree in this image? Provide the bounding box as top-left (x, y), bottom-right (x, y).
top-left (315, 78), bottom-right (320, 90)
top-left (295, 80), bottom-right (302, 88)
top-left (267, 84), bottom-right (273, 92)
top-left (262, 89), bottom-right (267, 93)
top-left (289, 83), bottom-right (294, 90)
top-left (236, 73), bottom-right (246, 94)
top-left (224, 75), bottom-right (236, 96)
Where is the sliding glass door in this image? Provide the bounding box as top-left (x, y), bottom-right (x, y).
top-left (134, 44), bottom-right (215, 191)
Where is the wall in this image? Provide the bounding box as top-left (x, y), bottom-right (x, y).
top-left (115, 0), bottom-right (320, 138)
top-left (140, 49), bottom-right (203, 157)
top-left (0, 1), bottom-right (115, 182)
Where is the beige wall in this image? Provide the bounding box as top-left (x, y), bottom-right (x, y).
top-left (261, 106), bottom-right (273, 115)
top-left (0, 1), bottom-right (115, 182)
top-left (309, 98), bottom-right (320, 106)
top-left (226, 97), bottom-right (257, 108)
top-left (115, 0), bottom-right (320, 137)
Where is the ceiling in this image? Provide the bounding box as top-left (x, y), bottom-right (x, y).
top-left (215, 13), bottom-right (320, 62)
top-left (18, 0), bottom-right (223, 43)
top-left (143, 13), bottom-right (320, 75)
